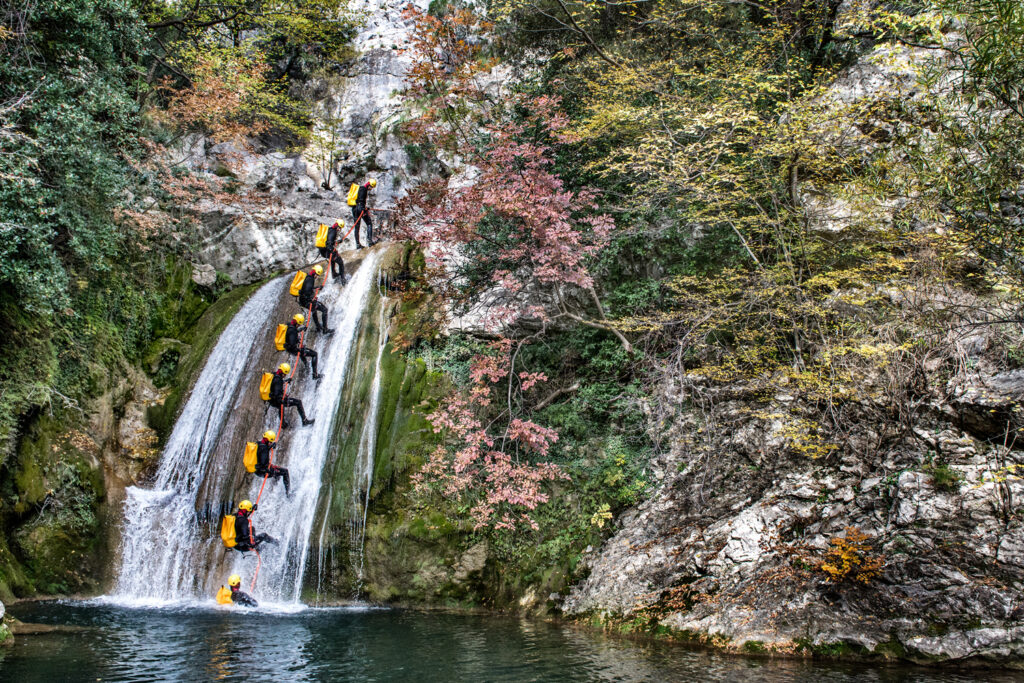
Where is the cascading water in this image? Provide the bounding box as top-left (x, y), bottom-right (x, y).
top-left (110, 249), bottom-right (386, 606)
top-left (230, 249), bottom-right (385, 603)
top-left (350, 294), bottom-right (390, 590)
top-left (112, 277), bottom-right (286, 601)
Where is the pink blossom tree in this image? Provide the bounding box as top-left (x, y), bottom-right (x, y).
top-left (399, 7), bottom-right (628, 529)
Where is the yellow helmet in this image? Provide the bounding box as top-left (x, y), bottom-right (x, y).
top-left (293, 313), bottom-right (305, 325)
top-left (239, 500), bottom-right (254, 512)
top-left (228, 574), bottom-right (241, 587)
top-left (369, 178), bottom-right (377, 188)
top-left (279, 362), bottom-right (291, 374)
top-left (313, 265), bottom-right (324, 276)
top-left (263, 430), bottom-right (277, 442)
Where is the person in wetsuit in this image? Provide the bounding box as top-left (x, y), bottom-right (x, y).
top-left (253, 430), bottom-right (290, 495)
top-left (350, 179), bottom-right (376, 249)
top-left (296, 265), bottom-right (333, 334)
top-left (267, 363), bottom-right (314, 429)
top-left (284, 313), bottom-right (322, 380)
top-left (317, 222), bottom-right (346, 281)
top-left (232, 500), bottom-right (276, 552)
top-left (227, 574), bottom-right (258, 607)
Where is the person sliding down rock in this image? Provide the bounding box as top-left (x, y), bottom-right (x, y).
top-left (254, 430), bottom-right (290, 495)
top-left (219, 574), bottom-right (258, 608)
top-left (233, 500), bottom-right (276, 552)
top-left (285, 313), bottom-right (322, 380)
top-left (268, 363), bottom-right (314, 428)
top-left (317, 222), bottom-right (347, 282)
top-left (347, 178), bottom-right (376, 249)
top-left (297, 265), bottom-right (334, 334)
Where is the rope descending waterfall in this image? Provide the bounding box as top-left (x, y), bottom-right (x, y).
top-left (248, 253), bottom-right (334, 591)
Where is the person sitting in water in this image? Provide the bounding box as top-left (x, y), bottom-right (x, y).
top-left (233, 500), bottom-right (276, 552)
top-left (216, 574), bottom-right (258, 608)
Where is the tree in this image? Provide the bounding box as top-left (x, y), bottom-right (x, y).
top-left (396, 6), bottom-right (625, 529)
top-left (306, 93), bottom-right (347, 190)
top-left (414, 339), bottom-right (567, 530)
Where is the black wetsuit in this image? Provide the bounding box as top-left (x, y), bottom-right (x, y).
top-left (317, 225), bottom-right (345, 279)
top-left (297, 272), bottom-right (329, 332)
top-left (351, 184), bottom-right (373, 247)
top-left (233, 510), bottom-right (274, 552)
top-left (254, 438), bottom-right (290, 494)
top-left (268, 372), bottom-right (310, 426)
top-left (284, 322), bottom-right (319, 378)
top-left (230, 587), bottom-right (258, 607)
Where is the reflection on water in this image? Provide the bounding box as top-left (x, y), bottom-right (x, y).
top-left (0, 602), bottom-right (1016, 682)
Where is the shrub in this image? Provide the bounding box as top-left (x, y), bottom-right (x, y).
top-left (819, 527), bottom-right (884, 584)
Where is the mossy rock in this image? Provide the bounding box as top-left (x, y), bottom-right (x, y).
top-left (146, 279), bottom-right (262, 439)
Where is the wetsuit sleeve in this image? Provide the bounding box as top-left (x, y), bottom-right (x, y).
top-left (233, 591), bottom-right (258, 607)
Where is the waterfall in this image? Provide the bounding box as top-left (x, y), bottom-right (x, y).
top-left (350, 292), bottom-right (390, 591)
top-left (109, 249), bottom-right (386, 606)
top-left (112, 277), bottom-right (286, 601)
top-left (230, 249), bottom-right (385, 603)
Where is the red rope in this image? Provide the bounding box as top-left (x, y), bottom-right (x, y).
top-left (255, 253), bottom-right (331, 507)
top-left (249, 549), bottom-right (261, 593)
top-left (247, 253), bottom-right (332, 593)
top-left (341, 209), bottom-right (365, 243)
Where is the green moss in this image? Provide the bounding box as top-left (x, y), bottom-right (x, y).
top-left (873, 637), bottom-right (907, 659)
top-left (0, 414), bottom-right (104, 596)
top-left (146, 279), bottom-right (262, 439)
top-left (794, 638), bottom-right (869, 658)
top-left (742, 640), bottom-right (767, 654)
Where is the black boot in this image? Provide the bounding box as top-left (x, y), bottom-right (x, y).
top-left (303, 418), bottom-right (315, 426)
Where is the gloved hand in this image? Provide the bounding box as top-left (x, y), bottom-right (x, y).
top-left (252, 503), bottom-right (258, 512)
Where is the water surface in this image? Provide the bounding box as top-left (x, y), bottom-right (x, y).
top-left (1, 602), bottom-right (1016, 682)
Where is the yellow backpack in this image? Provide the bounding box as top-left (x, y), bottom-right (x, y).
top-left (216, 586), bottom-right (233, 605)
top-left (220, 515), bottom-right (237, 548)
top-left (315, 223), bottom-right (329, 248)
top-left (347, 182), bottom-right (359, 206)
top-left (259, 372), bottom-right (274, 401)
top-left (289, 270), bottom-right (307, 296)
top-left (274, 324), bottom-right (287, 352)
top-left (243, 442), bottom-right (258, 474)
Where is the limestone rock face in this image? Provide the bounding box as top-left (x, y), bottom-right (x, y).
top-left (180, 0), bottom-right (432, 285)
top-left (561, 38), bottom-right (1024, 667)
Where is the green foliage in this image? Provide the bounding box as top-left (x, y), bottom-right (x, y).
top-left (410, 325), bottom-right (651, 593)
top-left (923, 457), bottom-right (962, 492)
top-left (137, 0), bottom-right (357, 69)
top-left (0, 0), bottom-right (156, 454)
